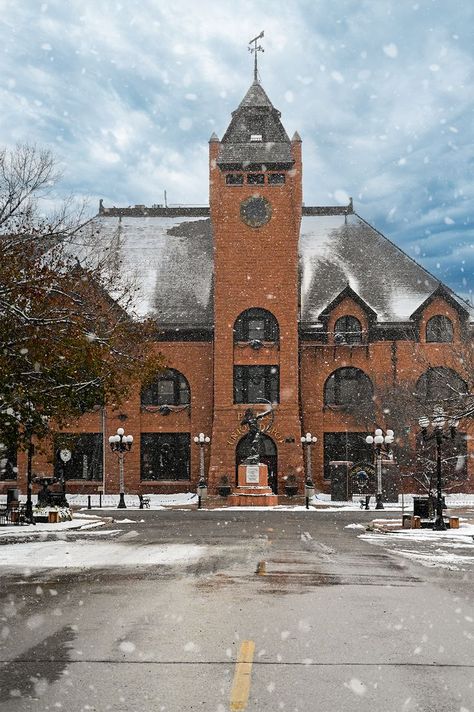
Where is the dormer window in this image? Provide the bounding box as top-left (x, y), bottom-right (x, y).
top-left (334, 316), bottom-right (363, 344)
top-left (250, 134), bottom-right (263, 142)
top-left (426, 315), bottom-right (454, 343)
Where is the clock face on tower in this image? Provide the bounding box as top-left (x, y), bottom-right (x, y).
top-left (240, 196), bottom-right (272, 228)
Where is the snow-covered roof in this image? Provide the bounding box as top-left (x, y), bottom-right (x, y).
top-left (94, 215), bottom-right (213, 324)
top-left (94, 211), bottom-right (471, 327)
top-left (217, 80), bottom-right (293, 168)
top-left (300, 213), bottom-right (442, 323)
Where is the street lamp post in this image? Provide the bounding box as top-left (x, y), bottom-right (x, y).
top-left (25, 431), bottom-right (34, 522)
top-left (3, 403), bottom-right (47, 524)
top-left (58, 448), bottom-right (72, 507)
top-left (108, 427), bottom-right (133, 509)
top-left (301, 432), bottom-right (317, 509)
top-left (418, 409), bottom-right (457, 531)
top-left (193, 432), bottom-right (210, 509)
top-left (365, 428), bottom-right (395, 510)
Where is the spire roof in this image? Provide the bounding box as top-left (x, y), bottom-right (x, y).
top-left (237, 80), bottom-right (275, 109)
top-left (217, 80), bottom-right (293, 168)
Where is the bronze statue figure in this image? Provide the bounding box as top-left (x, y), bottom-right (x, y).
top-left (240, 398), bottom-right (274, 465)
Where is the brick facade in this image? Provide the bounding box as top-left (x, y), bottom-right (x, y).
top-left (2, 80), bottom-right (472, 500)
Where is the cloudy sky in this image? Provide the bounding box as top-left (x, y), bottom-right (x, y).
top-left (1, 0), bottom-right (473, 301)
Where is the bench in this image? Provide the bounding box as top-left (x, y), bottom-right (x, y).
top-left (138, 494), bottom-right (151, 509)
top-left (48, 492), bottom-right (67, 507)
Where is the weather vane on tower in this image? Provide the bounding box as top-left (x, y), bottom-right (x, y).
top-left (248, 31), bottom-right (264, 82)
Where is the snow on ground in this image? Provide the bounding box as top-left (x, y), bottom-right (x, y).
top-left (312, 493), bottom-right (474, 511)
top-left (0, 512), bottom-right (107, 538)
top-left (67, 492), bottom-right (197, 509)
top-left (359, 523), bottom-right (474, 571)
top-left (3, 493), bottom-right (474, 513)
top-left (0, 540), bottom-right (207, 569)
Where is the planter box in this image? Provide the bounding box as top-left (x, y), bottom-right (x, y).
top-left (218, 486), bottom-right (232, 497)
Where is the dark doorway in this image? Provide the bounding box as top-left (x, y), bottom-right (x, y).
top-left (323, 432), bottom-right (370, 480)
top-left (236, 433), bottom-right (278, 493)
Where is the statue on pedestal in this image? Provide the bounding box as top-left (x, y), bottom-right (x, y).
top-left (240, 398), bottom-right (274, 465)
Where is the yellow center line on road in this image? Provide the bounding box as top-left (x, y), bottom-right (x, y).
top-left (230, 639), bottom-right (255, 711)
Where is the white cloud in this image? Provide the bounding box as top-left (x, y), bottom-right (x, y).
top-left (383, 43), bottom-right (398, 58)
top-left (0, 0), bottom-right (472, 296)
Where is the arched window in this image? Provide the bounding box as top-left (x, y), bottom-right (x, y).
top-left (324, 367), bottom-right (373, 407)
top-left (141, 369), bottom-right (190, 407)
top-left (416, 367), bottom-right (466, 403)
top-left (234, 308), bottom-right (279, 343)
top-left (334, 316), bottom-right (363, 344)
top-left (426, 315), bottom-right (454, 343)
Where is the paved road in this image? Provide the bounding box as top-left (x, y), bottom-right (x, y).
top-left (1, 509), bottom-right (473, 711)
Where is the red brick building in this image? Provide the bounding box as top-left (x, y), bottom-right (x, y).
top-left (4, 76), bottom-right (473, 499)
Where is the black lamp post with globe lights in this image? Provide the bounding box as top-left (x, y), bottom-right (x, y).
top-left (194, 432), bottom-right (210, 508)
top-left (365, 428), bottom-right (395, 510)
top-left (418, 408), bottom-right (458, 531)
top-left (108, 427), bottom-right (133, 509)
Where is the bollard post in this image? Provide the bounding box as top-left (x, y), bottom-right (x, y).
top-left (256, 561), bottom-right (266, 576)
top-left (99, 493), bottom-right (102, 508)
top-left (87, 495), bottom-right (91, 510)
top-left (198, 495), bottom-right (202, 509)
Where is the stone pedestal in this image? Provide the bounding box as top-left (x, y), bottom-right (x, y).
top-left (227, 463), bottom-right (279, 507)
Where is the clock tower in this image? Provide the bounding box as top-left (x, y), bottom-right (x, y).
top-left (208, 70), bottom-right (304, 493)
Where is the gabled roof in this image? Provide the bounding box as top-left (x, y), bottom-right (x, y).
top-left (300, 213), bottom-right (443, 323)
top-left (93, 206), bottom-right (472, 330)
top-left (217, 80), bottom-right (293, 168)
top-left (318, 284), bottom-right (377, 320)
top-left (409, 284), bottom-right (471, 319)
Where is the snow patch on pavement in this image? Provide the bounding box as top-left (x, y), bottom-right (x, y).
top-left (0, 540), bottom-right (207, 569)
top-left (360, 523), bottom-right (474, 570)
top-left (0, 513), bottom-right (106, 538)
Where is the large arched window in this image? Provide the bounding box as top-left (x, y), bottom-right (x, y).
top-left (416, 367), bottom-right (466, 403)
top-left (334, 316), bottom-right (363, 344)
top-left (234, 308), bottom-right (279, 343)
top-left (324, 367), bottom-right (373, 407)
top-left (141, 369), bottom-right (190, 407)
top-left (426, 315), bottom-right (454, 343)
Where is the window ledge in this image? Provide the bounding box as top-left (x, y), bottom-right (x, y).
top-left (140, 479), bottom-right (191, 484)
top-left (234, 340), bottom-right (279, 349)
top-left (141, 404), bottom-right (190, 414)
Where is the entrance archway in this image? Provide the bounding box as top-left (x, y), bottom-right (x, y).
top-left (236, 433), bottom-right (278, 493)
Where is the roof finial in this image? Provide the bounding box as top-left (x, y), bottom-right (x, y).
top-left (248, 30), bottom-right (264, 82)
